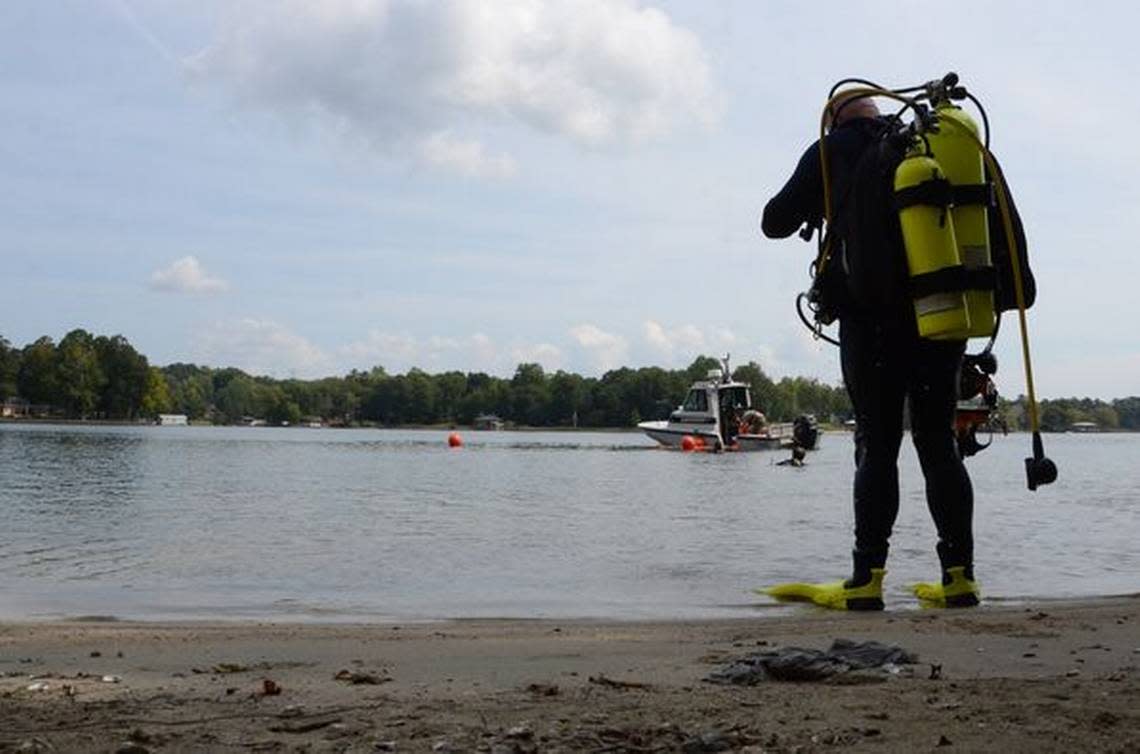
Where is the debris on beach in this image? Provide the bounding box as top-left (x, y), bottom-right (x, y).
top-left (268, 717), bottom-right (342, 734)
top-left (334, 669), bottom-right (390, 685)
top-left (706, 638), bottom-right (917, 684)
top-left (213, 662), bottom-right (253, 674)
top-left (587, 674), bottom-right (652, 690)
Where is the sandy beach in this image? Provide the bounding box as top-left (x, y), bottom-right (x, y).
top-left (2, 597), bottom-right (1138, 753)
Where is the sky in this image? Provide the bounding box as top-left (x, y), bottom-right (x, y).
top-left (2, 0), bottom-right (1138, 399)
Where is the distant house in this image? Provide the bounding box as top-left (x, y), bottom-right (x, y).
top-left (1, 398), bottom-right (29, 418)
top-left (157, 413), bottom-right (189, 426)
top-left (473, 413), bottom-right (504, 431)
top-left (1069, 421), bottom-right (1099, 433)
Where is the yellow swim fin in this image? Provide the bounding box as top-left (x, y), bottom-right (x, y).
top-left (912, 566), bottom-right (980, 608)
top-left (758, 568), bottom-right (885, 611)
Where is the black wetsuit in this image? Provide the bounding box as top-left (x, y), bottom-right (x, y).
top-left (762, 119), bottom-right (974, 583)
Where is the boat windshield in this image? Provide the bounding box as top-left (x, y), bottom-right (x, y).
top-left (681, 389), bottom-right (708, 412)
top-left (725, 386), bottom-right (750, 410)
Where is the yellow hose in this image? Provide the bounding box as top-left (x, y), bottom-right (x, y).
top-left (938, 117), bottom-right (1041, 434)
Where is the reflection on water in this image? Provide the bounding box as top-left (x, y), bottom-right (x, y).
top-left (0, 423), bottom-right (1137, 621)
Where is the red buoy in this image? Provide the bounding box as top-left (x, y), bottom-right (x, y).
top-left (447, 432), bottom-right (463, 448)
top-left (681, 435), bottom-right (696, 452)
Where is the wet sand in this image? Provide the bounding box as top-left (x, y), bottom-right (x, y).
top-left (2, 597), bottom-right (1139, 752)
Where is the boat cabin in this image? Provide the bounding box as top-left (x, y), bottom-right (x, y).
top-left (668, 368), bottom-right (752, 446)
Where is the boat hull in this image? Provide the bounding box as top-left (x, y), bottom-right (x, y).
top-left (638, 422), bottom-right (721, 448)
top-left (638, 421), bottom-right (813, 451)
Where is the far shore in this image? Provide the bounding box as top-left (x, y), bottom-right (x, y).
top-left (3, 596), bottom-right (1138, 751)
top-left (3, 418), bottom-right (1134, 434)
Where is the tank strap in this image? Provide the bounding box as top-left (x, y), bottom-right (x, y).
top-left (911, 266), bottom-right (997, 298)
top-left (967, 266), bottom-right (997, 291)
top-left (894, 178), bottom-right (952, 210)
top-left (951, 183), bottom-right (994, 207)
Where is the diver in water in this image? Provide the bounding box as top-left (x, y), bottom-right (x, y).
top-left (776, 444), bottom-right (807, 467)
top-left (759, 92), bottom-right (978, 610)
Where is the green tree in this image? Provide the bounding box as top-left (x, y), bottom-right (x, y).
top-left (1039, 401), bottom-right (1073, 433)
top-left (0, 335), bottom-right (21, 399)
top-left (405, 368), bottom-right (439, 423)
top-left (733, 361), bottom-right (779, 416)
top-left (1113, 397), bottom-right (1140, 429)
top-left (214, 374), bottom-right (259, 423)
top-left (1091, 405), bottom-right (1119, 429)
top-left (548, 370), bottom-right (587, 426)
top-left (56, 329), bottom-right (105, 418)
top-left (684, 356), bottom-right (722, 383)
top-left (264, 386), bottom-right (302, 426)
top-left (18, 336), bottom-right (59, 406)
top-left (139, 366), bottom-right (173, 417)
top-left (511, 363), bottom-right (550, 426)
top-left (95, 334), bottom-right (149, 418)
top-left (434, 371), bottom-right (468, 423)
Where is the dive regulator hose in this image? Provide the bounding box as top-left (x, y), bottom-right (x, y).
top-left (809, 77), bottom-right (1056, 491)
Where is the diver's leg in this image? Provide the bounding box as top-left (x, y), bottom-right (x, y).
top-left (840, 317), bottom-right (906, 585)
top-left (908, 338), bottom-right (976, 584)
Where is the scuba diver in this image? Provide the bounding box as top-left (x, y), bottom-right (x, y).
top-left (758, 74), bottom-right (1054, 611)
top-left (777, 444), bottom-right (807, 467)
top-left (760, 86), bottom-right (980, 610)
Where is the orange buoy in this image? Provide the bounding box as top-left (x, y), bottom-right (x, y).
top-left (681, 435), bottom-right (696, 452)
top-left (447, 432), bottom-right (463, 448)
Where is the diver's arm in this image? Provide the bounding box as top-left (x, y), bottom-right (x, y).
top-left (761, 141), bottom-right (824, 239)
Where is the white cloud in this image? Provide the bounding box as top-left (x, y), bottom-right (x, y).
top-left (510, 342), bottom-right (563, 371)
top-left (340, 330), bottom-right (548, 374)
top-left (419, 132), bottom-right (516, 179)
top-left (340, 331), bottom-right (418, 370)
top-left (639, 320), bottom-right (748, 370)
top-left (185, 0), bottom-right (719, 174)
top-left (150, 256), bottom-right (228, 293)
top-left (643, 320), bottom-right (708, 363)
top-left (569, 323), bottom-right (627, 372)
top-left (195, 319), bottom-right (332, 378)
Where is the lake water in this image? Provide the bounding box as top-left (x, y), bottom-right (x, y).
top-left (1, 423), bottom-right (1136, 621)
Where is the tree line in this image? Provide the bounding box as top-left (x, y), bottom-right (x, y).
top-left (999, 395), bottom-right (1140, 432)
top-left (1, 330), bottom-right (851, 426)
top-left (3, 330), bottom-right (1136, 431)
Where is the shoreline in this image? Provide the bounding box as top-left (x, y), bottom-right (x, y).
top-left (5, 418), bottom-right (1136, 434)
top-left (3, 596), bottom-right (1138, 751)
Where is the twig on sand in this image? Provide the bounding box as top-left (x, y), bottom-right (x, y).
top-left (588, 674), bottom-right (652, 690)
top-left (268, 717), bottom-right (342, 734)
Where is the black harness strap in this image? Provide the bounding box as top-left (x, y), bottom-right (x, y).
top-left (911, 265), bottom-right (967, 299)
top-left (965, 266), bottom-right (997, 291)
top-left (894, 177), bottom-right (953, 210)
top-left (911, 265), bottom-right (997, 299)
top-left (951, 183), bottom-right (994, 207)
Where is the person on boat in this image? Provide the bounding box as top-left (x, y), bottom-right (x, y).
top-left (759, 92), bottom-right (978, 610)
top-left (738, 408), bottom-right (767, 435)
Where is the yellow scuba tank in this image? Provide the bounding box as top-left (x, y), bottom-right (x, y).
top-left (893, 143), bottom-right (971, 339)
top-left (926, 104), bottom-right (996, 338)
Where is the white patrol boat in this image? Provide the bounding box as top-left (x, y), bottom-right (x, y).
top-left (637, 357), bottom-right (819, 451)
